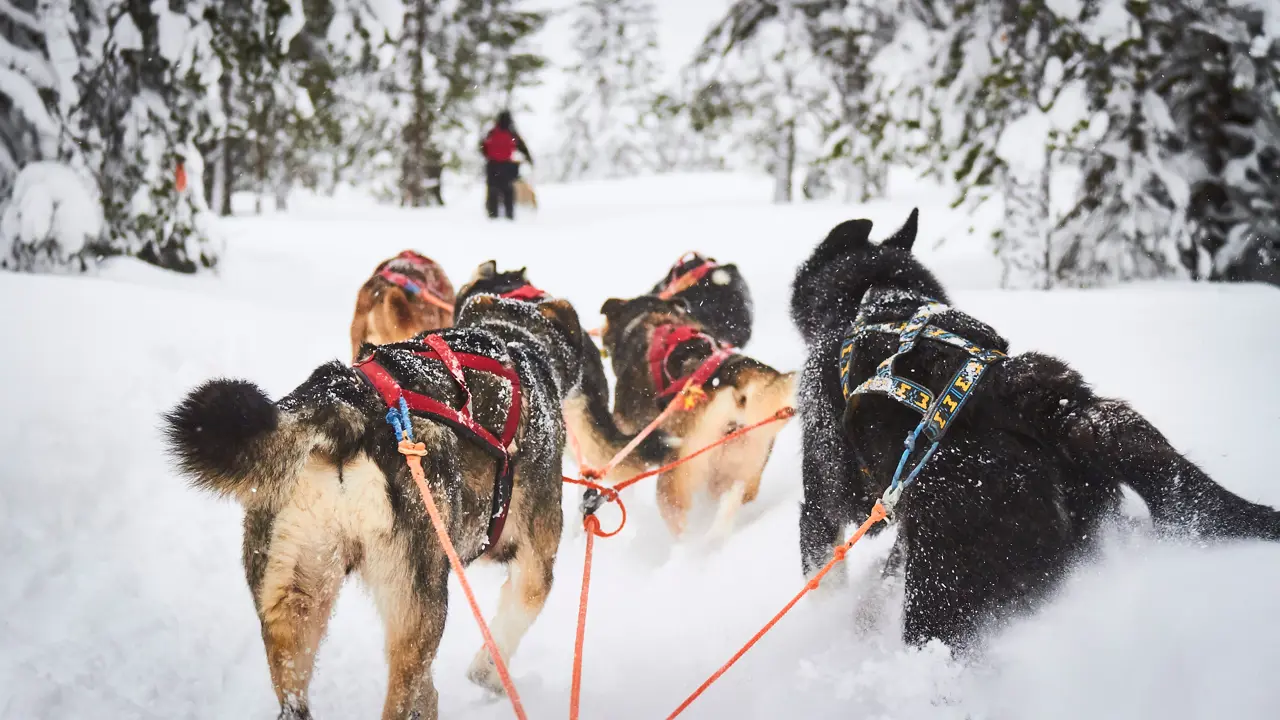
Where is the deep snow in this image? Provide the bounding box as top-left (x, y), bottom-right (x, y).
top-left (2, 174), bottom-right (1280, 719)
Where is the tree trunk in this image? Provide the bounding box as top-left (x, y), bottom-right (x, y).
top-left (400, 0), bottom-right (434, 207)
top-left (214, 74), bottom-right (232, 216)
top-left (774, 120), bottom-right (795, 203)
top-left (209, 141), bottom-right (227, 216)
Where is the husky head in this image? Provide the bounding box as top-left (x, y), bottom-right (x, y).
top-left (454, 260), bottom-right (534, 318)
top-left (597, 294), bottom-right (697, 358)
top-left (789, 209), bottom-right (947, 343)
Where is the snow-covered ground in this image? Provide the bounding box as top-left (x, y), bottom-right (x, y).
top-left (3, 173), bottom-right (1280, 719)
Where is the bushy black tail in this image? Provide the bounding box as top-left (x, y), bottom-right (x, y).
top-left (163, 379), bottom-right (312, 505)
top-left (998, 352), bottom-right (1280, 542)
top-left (1080, 398), bottom-right (1280, 541)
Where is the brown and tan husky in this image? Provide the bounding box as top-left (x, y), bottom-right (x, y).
top-left (164, 293), bottom-right (590, 720)
top-left (348, 250), bottom-right (456, 361)
top-left (596, 294), bottom-right (796, 541)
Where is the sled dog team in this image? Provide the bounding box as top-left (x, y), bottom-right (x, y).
top-left (165, 211), bottom-right (1280, 720)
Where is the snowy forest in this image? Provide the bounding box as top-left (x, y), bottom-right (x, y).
top-left (2, 0), bottom-right (1278, 287)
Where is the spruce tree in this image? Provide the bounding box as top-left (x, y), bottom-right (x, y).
top-left (692, 0), bottom-right (833, 202)
top-left (0, 0), bottom-right (80, 270)
top-left (556, 0), bottom-right (663, 181)
top-left (1164, 0), bottom-right (1280, 284)
top-left (387, 0), bottom-right (545, 205)
top-left (58, 0), bottom-right (224, 273)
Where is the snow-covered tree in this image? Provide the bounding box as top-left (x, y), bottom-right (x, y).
top-left (692, 0), bottom-right (836, 202)
top-left (0, 0), bottom-right (60, 199)
top-left (555, 0), bottom-right (663, 181)
top-left (205, 0), bottom-right (312, 214)
top-left (3, 0), bottom-right (225, 273)
top-left (855, 0), bottom-right (1278, 287)
top-left (1164, 0), bottom-right (1280, 284)
top-left (650, 80), bottom-right (730, 173)
top-left (383, 0), bottom-right (545, 205)
top-left (805, 0), bottom-right (909, 201)
top-left (57, 1), bottom-right (224, 273)
top-left (0, 0), bottom-right (82, 270)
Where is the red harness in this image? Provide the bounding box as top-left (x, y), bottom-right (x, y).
top-left (658, 252), bottom-right (720, 300)
top-left (355, 334), bottom-right (522, 550)
top-left (499, 284), bottom-right (548, 302)
top-left (648, 323), bottom-right (735, 401)
top-left (378, 251), bottom-right (454, 310)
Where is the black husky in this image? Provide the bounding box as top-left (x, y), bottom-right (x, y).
top-left (649, 252), bottom-right (754, 348)
top-left (164, 293), bottom-right (586, 720)
top-left (790, 209), bottom-right (1280, 649)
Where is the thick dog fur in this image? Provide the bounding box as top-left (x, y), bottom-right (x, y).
top-left (514, 178), bottom-right (537, 211)
top-left (790, 209), bottom-right (1280, 650)
top-left (648, 255), bottom-right (754, 349)
top-left (164, 294), bottom-right (585, 720)
top-left (349, 251), bottom-right (456, 361)
top-left (599, 295), bottom-right (796, 540)
top-left (455, 261), bottom-right (667, 481)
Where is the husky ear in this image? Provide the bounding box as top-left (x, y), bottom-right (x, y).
top-left (539, 297), bottom-right (581, 332)
top-left (824, 218), bottom-right (874, 248)
top-left (518, 266), bottom-right (529, 280)
top-left (600, 298), bottom-right (626, 317)
top-left (473, 260), bottom-right (497, 280)
top-left (881, 209), bottom-right (919, 252)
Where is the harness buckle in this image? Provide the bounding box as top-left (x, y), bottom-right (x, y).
top-left (880, 485), bottom-right (904, 518)
top-left (580, 487), bottom-right (604, 518)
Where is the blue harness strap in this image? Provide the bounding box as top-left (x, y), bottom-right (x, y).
top-left (839, 298), bottom-right (1005, 511)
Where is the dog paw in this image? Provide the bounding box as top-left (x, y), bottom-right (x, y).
top-left (277, 705), bottom-right (313, 720)
top-left (466, 648), bottom-right (507, 695)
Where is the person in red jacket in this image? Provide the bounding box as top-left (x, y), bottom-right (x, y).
top-left (479, 110), bottom-right (533, 220)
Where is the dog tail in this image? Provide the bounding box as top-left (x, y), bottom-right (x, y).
top-left (163, 379), bottom-right (316, 506)
top-left (1002, 352), bottom-right (1280, 542)
top-left (1080, 398), bottom-right (1280, 542)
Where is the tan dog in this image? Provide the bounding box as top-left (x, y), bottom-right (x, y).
top-left (349, 250), bottom-right (456, 361)
top-left (164, 294), bottom-right (590, 720)
top-left (596, 296), bottom-right (796, 541)
top-left (514, 178), bottom-right (537, 211)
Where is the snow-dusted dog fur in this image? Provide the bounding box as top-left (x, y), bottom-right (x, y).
top-left (164, 294), bottom-right (585, 720)
top-left (597, 295), bottom-right (796, 541)
top-left (648, 254), bottom-right (754, 349)
top-left (790, 210), bottom-right (1280, 649)
top-left (453, 260), bottom-right (667, 482)
top-left (349, 251), bottom-right (456, 362)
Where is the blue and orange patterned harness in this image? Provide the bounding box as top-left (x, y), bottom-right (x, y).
top-left (840, 293), bottom-right (1006, 511)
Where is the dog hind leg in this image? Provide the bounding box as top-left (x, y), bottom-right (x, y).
top-left (707, 478), bottom-right (747, 542)
top-left (253, 495), bottom-right (347, 718)
top-left (363, 535), bottom-right (448, 720)
top-left (657, 454), bottom-right (704, 538)
top-left (466, 488), bottom-right (561, 693)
